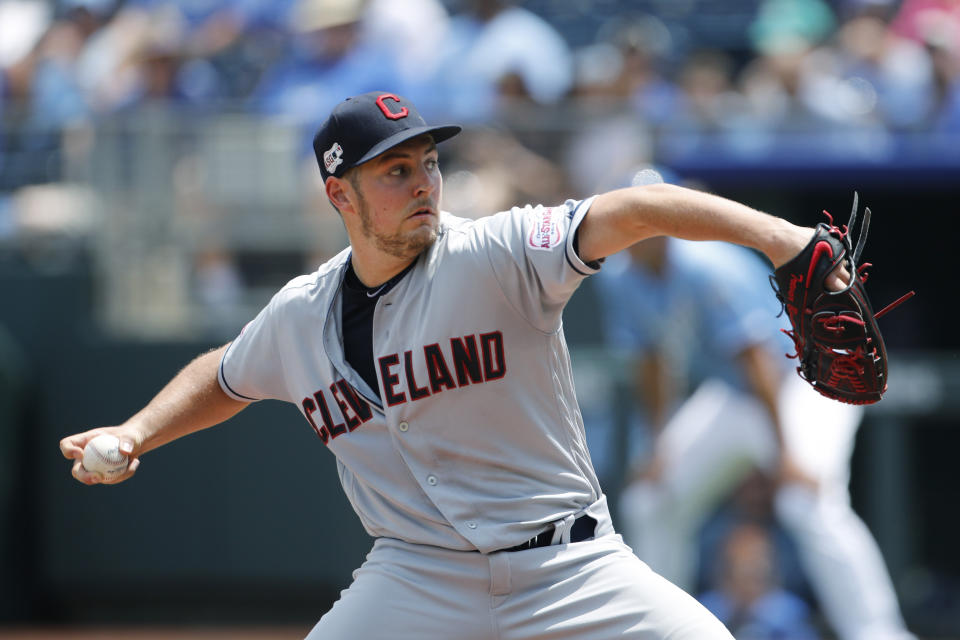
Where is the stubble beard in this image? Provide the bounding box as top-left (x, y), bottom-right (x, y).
top-left (356, 194), bottom-right (438, 260)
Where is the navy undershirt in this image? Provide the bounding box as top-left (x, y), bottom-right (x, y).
top-left (341, 258), bottom-right (417, 396)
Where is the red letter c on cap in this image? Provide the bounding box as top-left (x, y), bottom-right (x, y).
top-left (376, 94), bottom-right (409, 120)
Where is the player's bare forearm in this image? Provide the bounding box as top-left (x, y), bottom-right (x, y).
top-left (126, 344), bottom-right (248, 454)
top-left (60, 343), bottom-right (248, 484)
top-left (579, 184), bottom-right (809, 267)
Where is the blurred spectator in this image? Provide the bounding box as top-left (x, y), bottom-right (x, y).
top-left (563, 16), bottom-right (673, 194)
top-left (1, 1), bottom-right (98, 188)
top-left (121, 0), bottom-right (252, 60)
top-left (70, 2), bottom-right (153, 111)
top-left (74, 1), bottom-right (227, 112)
top-left (749, 0), bottom-right (837, 56)
top-left (73, 0), bottom-right (307, 111)
top-left (696, 469), bottom-right (810, 602)
top-left (249, 0), bottom-right (404, 140)
top-left (734, 45), bottom-right (840, 153)
top-left (739, 0), bottom-right (841, 140)
top-left (699, 522), bottom-right (821, 640)
top-left (171, 0), bottom-right (298, 100)
top-left (611, 15), bottom-right (679, 129)
top-left (562, 110), bottom-right (653, 196)
top-left (30, 10), bottom-right (97, 124)
top-left (0, 0), bottom-right (51, 69)
top-left (800, 9), bottom-right (936, 131)
top-left (361, 0), bottom-right (451, 113)
top-left (891, 0), bottom-right (960, 52)
top-left (429, 0), bottom-right (574, 122)
top-left (442, 127), bottom-right (569, 218)
top-left (890, 0), bottom-right (960, 130)
top-left (831, 0), bottom-right (900, 21)
top-left (124, 18), bottom-right (206, 107)
top-left (667, 50), bottom-right (744, 134)
top-left (656, 49), bottom-right (760, 158)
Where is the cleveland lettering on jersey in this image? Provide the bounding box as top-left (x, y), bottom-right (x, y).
top-left (301, 331), bottom-right (507, 442)
top-left (302, 379), bottom-right (374, 444)
top-left (380, 331), bottom-right (506, 408)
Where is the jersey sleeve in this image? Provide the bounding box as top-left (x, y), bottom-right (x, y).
top-left (218, 291), bottom-right (291, 403)
top-left (478, 197), bottom-right (600, 332)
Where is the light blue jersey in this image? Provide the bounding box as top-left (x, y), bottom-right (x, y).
top-left (596, 239), bottom-right (792, 395)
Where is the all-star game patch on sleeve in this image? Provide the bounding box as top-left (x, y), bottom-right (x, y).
top-left (477, 197), bottom-right (600, 333)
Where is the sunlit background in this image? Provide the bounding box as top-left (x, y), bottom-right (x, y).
top-left (1, 0), bottom-right (958, 638)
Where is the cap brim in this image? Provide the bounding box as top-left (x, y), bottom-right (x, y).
top-left (354, 124), bottom-right (462, 167)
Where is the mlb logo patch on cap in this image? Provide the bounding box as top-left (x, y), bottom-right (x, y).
top-left (324, 142), bottom-right (344, 173)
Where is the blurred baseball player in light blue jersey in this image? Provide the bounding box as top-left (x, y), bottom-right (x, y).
top-left (597, 215), bottom-right (915, 640)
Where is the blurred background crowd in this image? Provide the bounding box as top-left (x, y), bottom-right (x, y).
top-left (0, 0), bottom-right (954, 338)
top-left (3, 0), bottom-right (959, 139)
top-left (1, 1), bottom-right (959, 639)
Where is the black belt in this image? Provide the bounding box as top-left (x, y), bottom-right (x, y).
top-left (504, 514), bottom-right (598, 552)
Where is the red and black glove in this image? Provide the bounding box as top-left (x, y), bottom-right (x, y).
top-left (770, 193), bottom-right (914, 405)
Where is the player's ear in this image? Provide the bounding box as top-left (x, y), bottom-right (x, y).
top-left (325, 176), bottom-right (354, 214)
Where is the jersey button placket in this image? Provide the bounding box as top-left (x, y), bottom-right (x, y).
top-left (398, 421), bottom-right (409, 432)
top-left (426, 474), bottom-right (438, 486)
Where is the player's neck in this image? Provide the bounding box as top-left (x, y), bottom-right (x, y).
top-left (349, 247), bottom-right (418, 288)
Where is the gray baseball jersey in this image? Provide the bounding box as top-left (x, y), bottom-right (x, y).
top-left (218, 198), bottom-right (604, 553)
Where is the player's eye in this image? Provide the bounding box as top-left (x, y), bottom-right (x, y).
top-left (425, 158), bottom-right (439, 171)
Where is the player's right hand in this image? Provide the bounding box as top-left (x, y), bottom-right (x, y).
top-left (60, 427), bottom-right (142, 485)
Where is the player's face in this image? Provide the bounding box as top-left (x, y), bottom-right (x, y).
top-left (350, 135), bottom-right (443, 260)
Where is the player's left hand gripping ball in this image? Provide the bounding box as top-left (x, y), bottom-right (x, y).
top-left (770, 193), bottom-right (914, 404)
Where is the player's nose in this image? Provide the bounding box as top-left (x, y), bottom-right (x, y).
top-left (412, 165), bottom-right (438, 197)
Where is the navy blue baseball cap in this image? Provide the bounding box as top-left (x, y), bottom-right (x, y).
top-left (313, 92), bottom-right (461, 181)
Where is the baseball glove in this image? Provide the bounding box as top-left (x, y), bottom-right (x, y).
top-left (770, 193), bottom-right (914, 405)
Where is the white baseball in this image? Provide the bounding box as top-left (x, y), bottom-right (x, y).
top-left (82, 434), bottom-right (129, 477)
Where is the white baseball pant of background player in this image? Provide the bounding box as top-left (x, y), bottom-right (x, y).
top-left (619, 377), bottom-right (914, 640)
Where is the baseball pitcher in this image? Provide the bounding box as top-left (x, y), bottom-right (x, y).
top-left (61, 92), bottom-right (854, 639)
